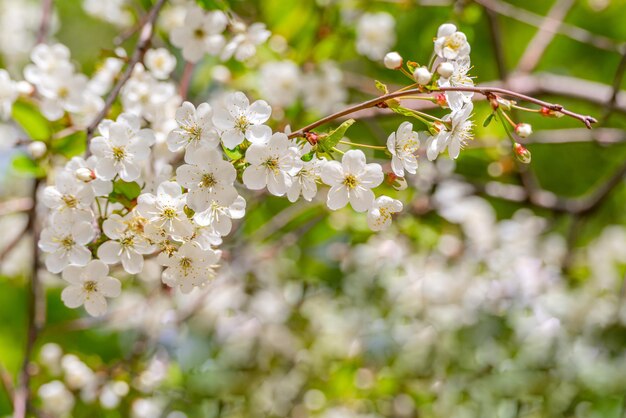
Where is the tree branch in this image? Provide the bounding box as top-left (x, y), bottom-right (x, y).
top-left (85, 0), bottom-right (167, 146)
top-left (288, 84), bottom-right (597, 139)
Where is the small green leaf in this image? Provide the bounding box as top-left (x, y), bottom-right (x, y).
top-left (374, 80), bottom-right (388, 94)
top-left (12, 100), bottom-right (51, 141)
top-left (301, 150), bottom-right (315, 162)
top-left (483, 113), bottom-right (495, 127)
top-left (50, 131), bottom-right (86, 158)
top-left (184, 205), bottom-right (195, 218)
top-left (113, 180), bottom-right (142, 201)
top-left (11, 154), bottom-right (46, 178)
top-left (318, 119), bottom-right (355, 153)
top-left (222, 145), bottom-right (244, 162)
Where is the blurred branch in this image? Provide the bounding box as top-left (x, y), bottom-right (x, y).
top-left (36, 0), bottom-right (53, 45)
top-left (601, 51), bottom-right (626, 125)
top-left (0, 198), bottom-right (33, 217)
top-left (179, 62), bottom-right (194, 101)
top-left (515, 0), bottom-right (575, 73)
top-left (0, 362), bottom-right (13, 402)
top-left (86, 0), bottom-right (168, 148)
top-left (483, 6), bottom-right (507, 79)
top-left (472, 0), bottom-right (625, 53)
top-left (13, 179), bottom-right (45, 418)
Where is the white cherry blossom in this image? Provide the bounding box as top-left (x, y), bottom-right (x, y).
top-left (367, 196), bottom-right (403, 231)
top-left (434, 23), bottom-right (470, 61)
top-left (213, 91), bottom-right (272, 148)
top-left (38, 212), bottom-right (95, 274)
top-left (287, 157), bottom-right (324, 203)
top-left (242, 132), bottom-right (302, 196)
top-left (98, 214), bottom-right (154, 274)
top-left (259, 61), bottom-right (301, 108)
top-left (221, 22), bottom-right (270, 62)
top-left (176, 146), bottom-right (238, 211)
top-left (170, 6), bottom-right (227, 63)
top-left (194, 194), bottom-right (246, 235)
top-left (437, 57), bottom-right (473, 111)
top-left (135, 181), bottom-right (193, 237)
top-left (90, 113), bottom-right (155, 181)
top-left (0, 69), bottom-right (18, 120)
top-left (387, 121), bottom-right (421, 177)
top-left (320, 150), bottom-right (384, 212)
top-left (426, 102), bottom-right (474, 160)
top-left (167, 101), bottom-right (218, 153)
top-left (160, 241), bottom-right (221, 293)
top-left (356, 12), bottom-right (396, 61)
top-left (144, 48), bottom-right (176, 80)
top-left (42, 171), bottom-right (94, 214)
top-left (60, 260), bottom-right (121, 317)
top-left (65, 156), bottom-right (113, 197)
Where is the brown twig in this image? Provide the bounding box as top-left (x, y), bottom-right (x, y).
top-left (13, 179), bottom-right (45, 418)
top-left (36, 0), bottom-right (54, 45)
top-left (287, 85), bottom-right (597, 139)
top-left (179, 61), bottom-right (195, 101)
top-left (85, 0), bottom-right (168, 147)
top-left (484, 6), bottom-right (507, 80)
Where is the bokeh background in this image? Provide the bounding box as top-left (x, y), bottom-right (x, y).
top-left (2, 0), bottom-right (626, 417)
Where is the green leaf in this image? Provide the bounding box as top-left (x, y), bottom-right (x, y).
top-left (222, 145), bottom-right (244, 162)
top-left (375, 80), bottom-right (388, 94)
top-left (483, 113), bottom-right (495, 127)
top-left (301, 150), bottom-right (315, 162)
top-left (50, 131), bottom-right (86, 158)
top-left (11, 154), bottom-right (46, 178)
top-left (12, 100), bottom-right (51, 141)
top-left (318, 119), bottom-right (355, 153)
top-left (109, 180), bottom-right (142, 209)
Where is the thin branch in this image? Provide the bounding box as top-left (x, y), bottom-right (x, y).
top-left (13, 179), bottom-right (45, 418)
top-left (0, 198), bottom-right (33, 217)
top-left (36, 0), bottom-right (54, 45)
top-left (601, 51), bottom-right (626, 125)
top-left (288, 84), bottom-right (597, 138)
top-left (179, 61), bottom-right (194, 101)
top-left (484, 6), bottom-right (507, 79)
top-left (85, 0), bottom-right (168, 147)
top-left (515, 0), bottom-right (575, 73)
top-left (0, 222), bottom-right (28, 264)
top-left (473, 0), bottom-right (625, 53)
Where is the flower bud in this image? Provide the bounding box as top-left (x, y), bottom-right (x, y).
top-left (28, 141), bottom-right (47, 159)
top-left (496, 97), bottom-right (512, 111)
top-left (437, 62), bottom-right (454, 79)
top-left (413, 67), bottom-right (432, 85)
top-left (75, 167), bottom-right (96, 182)
top-left (384, 52), bottom-right (403, 70)
top-left (435, 93), bottom-right (447, 107)
top-left (540, 106), bottom-right (564, 118)
top-left (515, 123), bottom-right (533, 138)
top-left (514, 143), bottom-right (531, 164)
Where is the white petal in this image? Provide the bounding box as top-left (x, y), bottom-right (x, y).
top-left (61, 286), bottom-right (86, 309)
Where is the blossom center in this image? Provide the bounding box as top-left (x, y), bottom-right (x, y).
top-left (263, 157), bottom-right (280, 173)
top-left (62, 194), bottom-right (78, 208)
top-left (83, 280), bottom-right (98, 293)
top-left (60, 236), bottom-right (75, 249)
top-left (120, 235), bottom-right (134, 248)
top-left (235, 115), bottom-right (249, 132)
top-left (162, 207), bottom-right (177, 219)
top-left (200, 173), bottom-right (217, 188)
top-left (183, 124), bottom-right (202, 141)
top-left (179, 256), bottom-right (192, 273)
top-left (444, 33), bottom-right (464, 51)
top-left (111, 146), bottom-right (126, 162)
top-left (343, 174), bottom-right (359, 189)
top-left (194, 28), bottom-right (205, 39)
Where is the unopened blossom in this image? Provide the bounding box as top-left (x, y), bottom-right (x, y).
top-left (160, 241), bottom-right (221, 293)
top-left (170, 6), bottom-right (227, 63)
top-left (98, 214), bottom-right (155, 274)
top-left (516, 123), bottom-right (533, 138)
top-left (90, 113), bottom-right (155, 181)
top-left (144, 48), bottom-right (176, 80)
top-left (136, 181), bottom-right (193, 237)
top-left (259, 60), bottom-right (301, 108)
top-left (384, 52), bottom-right (403, 70)
top-left (367, 196), bottom-right (403, 231)
top-left (320, 150), bottom-right (384, 212)
top-left (242, 132), bottom-right (302, 196)
top-left (221, 22), bottom-right (271, 62)
top-left (39, 212), bottom-right (95, 273)
top-left (27, 141), bottom-right (47, 158)
top-left (60, 260), bottom-right (121, 316)
top-left (38, 381), bottom-right (75, 416)
top-left (213, 91), bottom-right (272, 148)
top-left (434, 23), bottom-right (471, 61)
top-left (413, 67), bottom-right (432, 85)
top-left (437, 58), bottom-right (473, 111)
top-left (356, 12), bottom-right (396, 61)
top-left (65, 156), bottom-right (113, 196)
top-left (42, 171), bottom-right (95, 214)
top-left (287, 157), bottom-right (324, 203)
top-left (176, 146), bottom-right (238, 211)
top-left (387, 121), bottom-right (421, 177)
top-left (0, 69), bottom-right (17, 120)
top-left (167, 101), bottom-right (219, 153)
top-left (193, 195), bottom-right (246, 235)
top-left (427, 102), bottom-right (474, 160)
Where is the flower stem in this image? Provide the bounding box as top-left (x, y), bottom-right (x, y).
top-left (339, 140), bottom-right (387, 150)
